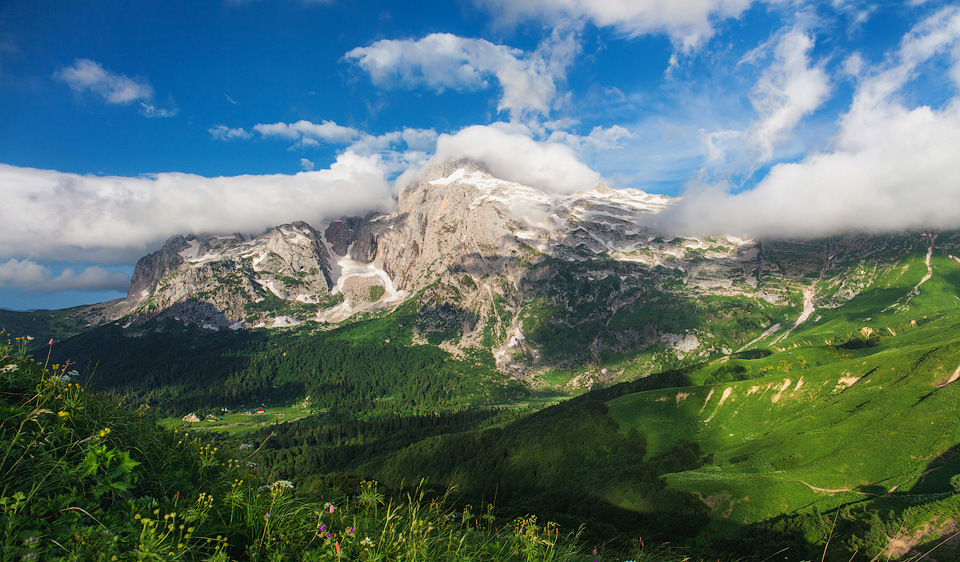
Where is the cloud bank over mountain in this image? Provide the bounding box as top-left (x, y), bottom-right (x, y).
top-left (3, 0), bottom-right (960, 307)
top-left (657, 5), bottom-right (960, 238)
top-left (0, 152), bottom-right (393, 262)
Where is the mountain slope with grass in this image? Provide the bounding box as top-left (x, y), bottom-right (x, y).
top-left (2, 331), bottom-right (667, 561)
top-left (316, 236), bottom-right (960, 560)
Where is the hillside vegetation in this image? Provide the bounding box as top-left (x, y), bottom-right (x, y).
top-left (1, 331), bottom-right (672, 561)
top-left (6, 232), bottom-right (960, 559)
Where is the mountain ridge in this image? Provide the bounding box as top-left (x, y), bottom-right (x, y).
top-left (32, 160), bottom-right (953, 391)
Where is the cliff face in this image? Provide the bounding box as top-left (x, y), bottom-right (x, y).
top-left (116, 222), bottom-right (336, 328)
top-left (127, 235), bottom-right (189, 298)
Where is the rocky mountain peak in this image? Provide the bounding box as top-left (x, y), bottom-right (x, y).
top-left (127, 235), bottom-right (190, 298)
top-left (591, 182), bottom-right (617, 196)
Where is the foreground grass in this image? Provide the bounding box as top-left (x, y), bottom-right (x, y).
top-left (0, 331), bottom-right (684, 561)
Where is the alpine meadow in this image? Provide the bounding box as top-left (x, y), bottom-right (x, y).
top-left (3, 1), bottom-right (960, 560)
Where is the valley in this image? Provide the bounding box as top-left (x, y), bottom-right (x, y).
top-left (3, 162), bottom-right (960, 560)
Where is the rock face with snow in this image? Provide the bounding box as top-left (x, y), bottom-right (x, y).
top-left (120, 222), bottom-right (337, 328)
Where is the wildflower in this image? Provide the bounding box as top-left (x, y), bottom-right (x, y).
top-left (328, 504), bottom-right (335, 514)
top-left (48, 339), bottom-right (53, 345)
top-left (347, 527), bottom-right (354, 534)
top-left (98, 428), bottom-right (111, 438)
top-left (361, 536), bottom-right (374, 548)
top-left (335, 541), bottom-right (341, 555)
top-left (319, 523), bottom-right (326, 532)
top-left (57, 410), bottom-right (69, 419)
top-left (1, 364), bottom-right (17, 373)
top-left (265, 512), bottom-right (271, 520)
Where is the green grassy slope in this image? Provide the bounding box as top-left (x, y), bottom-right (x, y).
top-left (354, 238), bottom-right (960, 559)
top-left (598, 240), bottom-right (960, 556)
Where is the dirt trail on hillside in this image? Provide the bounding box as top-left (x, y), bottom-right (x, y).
top-left (799, 480), bottom-right (854, 494)
top-left (942, 363), bottom-right (960, 387)
top-left (773, 287), bottom-right (816, 345)
top-left (885, 234), bottom-right (936, 312)
top-left (737, 323), bottom-right (781, 352)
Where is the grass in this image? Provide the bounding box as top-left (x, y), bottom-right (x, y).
top-left (159, 403), bottom-right (318, 437)
top-left (0, 330), bottom-right (693, 561)
top-left (593, 247), bottom-right (960, 557)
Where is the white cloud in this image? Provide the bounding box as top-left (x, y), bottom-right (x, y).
top-left (695, 25), bottom-right (830, 178)
top-left (53, 58), bottom-right (177, 117)
top-left (656, 6), bottom-right (960, 237)
top-left (0, 259), bottom-right (129, 293)
top-left (548, 124), bottom-right (634, 151)
top-left (140, 103), bottom-right (179, 118)
top-left (473, 0), bottom-right (754, 51)
top-left (254, 119), bottom-right (360, 146)
top-left (430, 124), bottom-right (601, 194)
top-left (209, 125), bottom-right (253, 140)
top-left (53, 58), bottom-right (153, 104)
top-left (299, 158), bottom-right (315, 171)
top-left (0, 153), bottom-right (395, 262)
top-left (343, 32), bottom-right (576, 117)
top-left (746, 28), bottom-right (831, 163)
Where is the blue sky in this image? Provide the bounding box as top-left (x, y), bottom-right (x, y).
top-left (2, 0), bottom-right (960, 310)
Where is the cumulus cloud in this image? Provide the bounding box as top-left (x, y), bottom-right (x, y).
top-left (473, 0), bottom-right (754, 50)
top-left (746, 28), bottom-right (830, 163)
top-left (209, 125), bottom-right (253, 140)
top-left (140, 102), bottom-right (179, 118)
top-left (53, 58), bottom-right (177, 117)
top-left (656, 6), bottom-right (960, 237)
top-left (254, 119), bottom-right (360, 146)
top-left (547, 124), bottom-right (634, 151)
top-left (700, 26), bottom-right (830, 176)
top-left (299, 158), bottom-right (315, 171)
top-left (430, 124), bottom-right (601, 194)
top-left (0, 152), bottom-right (395, 262)
top-left (343, 31), bottom-right (576, 117)
top-left (53, 59), bottom-right (152, 104)
top-left (0, 259), bottom-right (129, 293)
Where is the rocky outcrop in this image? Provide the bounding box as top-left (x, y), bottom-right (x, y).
top-left (324, 216), bottom-right (365, 256)
top-left (118, 222), bottom-right (337, 328)
top-left (128, 235), bottom-right (190, 298)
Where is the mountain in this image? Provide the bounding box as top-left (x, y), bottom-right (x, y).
top-left (63, 159), bottom-right (953, 391)
top-left (17, 159), bottom-right (960, 559)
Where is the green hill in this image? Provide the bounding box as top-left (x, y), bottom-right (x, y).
top-left (1, 331), bottom-right (643, 561)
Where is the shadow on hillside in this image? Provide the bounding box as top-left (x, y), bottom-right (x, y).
top-left (360, 369), bottom-right (762, 549)
top-left (48, 315), bottom-right (269, 412)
